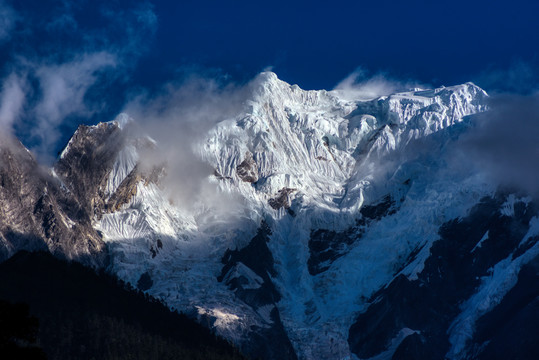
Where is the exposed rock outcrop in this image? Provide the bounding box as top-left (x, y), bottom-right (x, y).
top-left (219, 222), bottom-right (297, 360)
top-left (236, 152), bottom-right (259, 183)
top-left (268, 187), bottom-right (296, 209)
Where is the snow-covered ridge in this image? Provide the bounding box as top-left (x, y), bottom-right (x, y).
top-left (58, 72), bottom-right (497, 360)
top-left (203, 72), bottom-right (488, 220)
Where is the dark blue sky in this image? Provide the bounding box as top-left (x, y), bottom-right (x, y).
top-left (0, 0), bottom-right (538, 160)
top-left (142, 0), bottom-right (539, 90)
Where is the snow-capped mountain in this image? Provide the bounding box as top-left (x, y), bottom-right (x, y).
top-left (2, 72), bottom-right (538, 360)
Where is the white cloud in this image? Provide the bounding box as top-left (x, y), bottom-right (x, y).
top-left (122, 73), bottom-right (250, 217)
top-left (0, 73), bottom-right (26, 134)
top-left (457, 93), bottom-right (539, 197)
top-left (30, 52), bottom-right (117, 162)
top-left (0, 0), bottom-right (158, 163)
top-left (333, 67), bottom-right (426, 100)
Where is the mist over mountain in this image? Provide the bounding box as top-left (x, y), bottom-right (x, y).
top-left (1, 1), bottom-right (539, 359)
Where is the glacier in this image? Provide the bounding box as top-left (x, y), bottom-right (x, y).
top-left (42, 72), bottom-right (539, 359)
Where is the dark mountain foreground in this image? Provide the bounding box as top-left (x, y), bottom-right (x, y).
top-left (0, 251), bottom-right (246, 360)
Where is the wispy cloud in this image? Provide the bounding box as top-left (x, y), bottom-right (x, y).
top-left (122, 72), bottom-right (252, 225)
top-left (30, 52), bottom-right (117, 162)
top-left (100, 1), bottom-right (158, 57)
top-left (0, 0), bottom-right (158, 163)
top-left (333, 67), bottom-right (426, 100)
top-left (457, 92), bottom-right (539, 197)
top-left (0, 72), bottom-right (26, 136)
top-left (124, 74), bottom-right (246, 207)
top-left (45, 3), bottom-right (78, 34)
top-left (0, 0), bottom-right (16, 42)
top-left (473, 60), bottom-right (539, 95)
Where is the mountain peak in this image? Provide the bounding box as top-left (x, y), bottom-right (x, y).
top-left (257, 71), bottom-right (279, 83)
top-left (110, 113), bottom-right (134, 129)
top-left (250, 71), bottom-right (286, 97)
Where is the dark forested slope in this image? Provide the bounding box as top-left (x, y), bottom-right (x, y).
top-left (0, 251), bottom-right (246, 360)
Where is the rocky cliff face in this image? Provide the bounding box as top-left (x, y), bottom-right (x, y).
top-left (348, 192), bottom-right (539, 360)
top-left (54, 122), bottom-right (128, 220)
top-left (0, 117), bottom-right (157, 269)
top-left (0, 135), bottom-right (105, 267)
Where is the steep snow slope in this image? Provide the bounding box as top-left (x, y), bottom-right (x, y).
top-left (52, 72), bottom-right (539, 360)
top-left (204, 72), bottom-right (487, 219)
